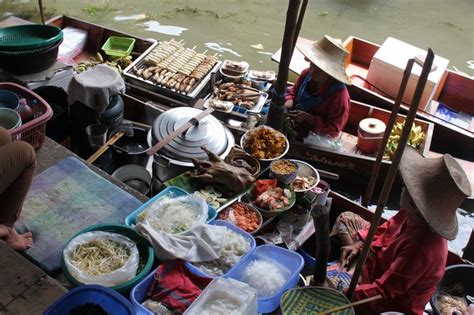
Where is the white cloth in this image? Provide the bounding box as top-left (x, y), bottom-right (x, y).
top-left (67, 64), bottom-right (125, 112)
top-left (136, 223), bottom-right (227, 262)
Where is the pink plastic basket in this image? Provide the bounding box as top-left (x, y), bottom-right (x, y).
top-left (1, 82), bottom-right (53, 150)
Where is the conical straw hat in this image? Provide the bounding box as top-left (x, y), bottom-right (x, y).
top-left (296, 35), bottom-right (351, 85)
top-left (399, 146), bottom-right (471, 240)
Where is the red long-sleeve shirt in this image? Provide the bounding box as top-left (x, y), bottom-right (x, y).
top-left (285, 68), bottom-right (350, 138)
top-left (354, 210), bottom-right (447, 315)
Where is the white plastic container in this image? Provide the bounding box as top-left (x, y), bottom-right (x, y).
top-left (366, 37), bottom-right (449, 111)
top-left (184, 278), bottom-right (257, 315)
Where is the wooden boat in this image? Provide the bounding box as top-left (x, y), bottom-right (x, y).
top-left (272, 36), bottom-right (473, 161)
top-left (286, 99), bottom-right (433, 182)
top-left (47, 15), bottom-right (155, 63)
top-left (343, 36), bottom-right (473, 161)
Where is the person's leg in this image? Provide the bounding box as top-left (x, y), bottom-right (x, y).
top-left (330, 211), bottom-right (370, 246)
top-left (0, 141), bottom-right (36, 250)
top-left (0, 127), bottom-right (11, 147)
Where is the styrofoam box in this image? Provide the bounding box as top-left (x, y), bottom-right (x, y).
top-left (366, 37), bottom-right (449, 110)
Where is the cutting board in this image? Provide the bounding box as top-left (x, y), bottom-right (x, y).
top-left (18, 157), bottom-right (142, 274)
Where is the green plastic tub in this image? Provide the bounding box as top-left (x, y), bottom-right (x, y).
top-left (0, 24), bottom-right (63, 52)
top-left (101, 36), bottom-right (136, 57)
top-left (62, 224), bottom-right (155, 295)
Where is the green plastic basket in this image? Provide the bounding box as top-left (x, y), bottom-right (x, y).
top-left (62, 224), bottom-right (155, 295)
top-left (101, 36), bottom-right (136, 57)
top-left (0, 24), bottom-right (63, 52)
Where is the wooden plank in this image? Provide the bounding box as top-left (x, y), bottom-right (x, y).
top-left (0, 242), bottom-right (66, 314)
top-left (0, 243), bottom-right (45, 307)
top-left (2, 276), bottom-right (67, 315)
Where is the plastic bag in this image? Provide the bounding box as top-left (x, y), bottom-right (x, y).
top-left (57, 27), bottom-right (88, 62)
top-left (137, 195), bottom-right (208, 234)
top-left (63, 231), bottom-right (139, 287)
top-left (184, 278), bottom-right (258, 315)
top-left (303, 131), bottom-right (344, 152)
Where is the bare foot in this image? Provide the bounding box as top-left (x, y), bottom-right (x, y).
top-left (5, 228), bottom-right (33, 251)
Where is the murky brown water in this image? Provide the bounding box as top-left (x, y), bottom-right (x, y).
top-left (1, 0), bottom-right (473, 76)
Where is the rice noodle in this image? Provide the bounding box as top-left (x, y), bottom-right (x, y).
top-left (242, 259), bottom-right (290, 297)
top-left (194, 228), bottom-right (250, 276)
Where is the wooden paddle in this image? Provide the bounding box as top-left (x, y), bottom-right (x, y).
top-left (316, 294), bottom-right (382, 315)
top-left (146, 107), bottom-right (214, 156)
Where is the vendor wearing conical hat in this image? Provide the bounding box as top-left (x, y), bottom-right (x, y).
top-left (331, 147), bottom-right (471, 314)
top-left (285, 35), bottom-right (351, 139)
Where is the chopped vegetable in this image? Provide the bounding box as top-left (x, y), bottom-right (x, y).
top-left (253, 179), bottom-right (277, 197)
top-left (218, 202), bottom-right (261, 233)
top-left (194, 185), bottom-right (227, 208)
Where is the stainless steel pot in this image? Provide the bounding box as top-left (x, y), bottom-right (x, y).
top-left (148, 107), bottom-right (235, 183)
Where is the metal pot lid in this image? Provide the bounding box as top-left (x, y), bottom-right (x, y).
top-left (358, 118), bottom-right (386, 136)
top-left (152, 107), bottom-right (230, 162)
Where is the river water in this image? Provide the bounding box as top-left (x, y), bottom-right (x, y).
top-left (1, 0), bottom-right (473, 76)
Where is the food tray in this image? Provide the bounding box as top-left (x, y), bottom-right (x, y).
top-left (203, 98), bottom-right (234, 113)
top-left (1, 82), bottom-right (53, 150)
top-left (124, 186), bottom-right (217, 227)
top-left (185, 220), bottom-right (256, 279)
top-left (129, 268), bottom-right (156, 315)
top-left (232, 91), bottom-right (268, 114)
top-left (102, 36), bottom-right (136, 57)
top-left (123, 42), bottom-right (221, 106)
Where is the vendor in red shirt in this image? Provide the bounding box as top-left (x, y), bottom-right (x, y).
top-left (285, 35), bottom-right (351, 139)
top-left (331, 146), bottom-right (471, 314)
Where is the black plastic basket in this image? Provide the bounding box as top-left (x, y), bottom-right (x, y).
top-left (0, 39), bottom-right (63, 75)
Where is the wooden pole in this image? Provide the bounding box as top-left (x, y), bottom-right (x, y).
top-left (347, 49), bottom-right (435, 300)
top-left (291, 0), bottom-right (308, 52)
top-left (362, 59), bottom-right (415, 206)
top-left (38, 0), bottom-right (45, 24)
top-left (267, 0), bottom-right (302, 130)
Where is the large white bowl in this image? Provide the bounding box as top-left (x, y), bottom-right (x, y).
top-left (240, 125), bottom-right (289, 162)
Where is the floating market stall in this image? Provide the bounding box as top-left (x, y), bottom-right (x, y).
top-left (1, 9), bottom-right (473, 315)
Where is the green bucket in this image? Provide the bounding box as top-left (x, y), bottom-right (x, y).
top-left (62, 224), bottom-right (155, 295)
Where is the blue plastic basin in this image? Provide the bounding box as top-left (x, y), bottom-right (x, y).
top-left (130, 269), bottom-right (156, 315)
top-left (226, 244), bottom-right (305, 314)
top-left (125, 186), bottom-right (217, 226)
top-left (0, 90), bottom-right (19, 111)
top-left (44, 284), bottom-right (135, 315)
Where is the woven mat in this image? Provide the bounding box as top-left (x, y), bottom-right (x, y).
top-left (18, 157), bottom-right (142, 274)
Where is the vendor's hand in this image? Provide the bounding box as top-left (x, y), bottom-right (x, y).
top-left (339, 240), bottom-right (364, 270)
top-left (284, 99), bottom-right (294, 109)
top-left (287, 110), bottom-right (314, 125)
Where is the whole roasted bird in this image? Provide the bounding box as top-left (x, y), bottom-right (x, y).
top-left (186, 147), bottom-right (255, 194)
